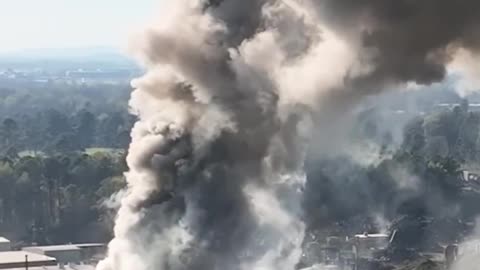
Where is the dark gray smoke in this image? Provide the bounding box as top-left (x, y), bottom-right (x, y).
top-left (97, 1), bottom-right (480, 270)
top-left (312, 0), bottom-right (480, 87)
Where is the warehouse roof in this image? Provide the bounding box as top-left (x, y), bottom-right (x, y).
top-left (75, 243), bottom-right (105, 248)
top-left (354, 233), bottom-right (389, 239)
top-left (0, 251), bottom-right (55, 264)
top-left (23, 245), bottom-right (81, 252)
top-left (2, 265), bottom-right (94, 270)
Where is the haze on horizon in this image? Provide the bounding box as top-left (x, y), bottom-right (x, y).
top-left (0, 0), bottom-right (159, 54)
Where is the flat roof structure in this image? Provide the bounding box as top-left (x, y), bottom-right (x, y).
top-left (354, 233), bottom-right (389, 239)
top-left (1, 265), bottom-right (95, 270)
top-left (75, 243), bottom-right (105, 248)
top-left (23, 243), bottom-right (105, 252)
top-left (22, 244), bottom-right (105, 264)
top-left (23, 245), bottom-right (81, 252)
top-left (0, 251), bottom-right (56, 269)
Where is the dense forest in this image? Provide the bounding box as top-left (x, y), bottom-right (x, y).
top-left (0, 83), bottom-right (132, 246)
top-left (0, 84), bottom-right (134, 153)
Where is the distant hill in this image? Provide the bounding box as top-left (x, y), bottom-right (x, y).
top-left (0, 47), bottom-right (138, 69)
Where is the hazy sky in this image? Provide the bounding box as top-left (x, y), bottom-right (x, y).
top-left (0, 0), bottom-right (160, 53)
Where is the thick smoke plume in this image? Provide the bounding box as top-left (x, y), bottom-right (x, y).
top-left (314, 0), bottom-right (480, 85)
top-left (97, 1), bottom-right (480, 270)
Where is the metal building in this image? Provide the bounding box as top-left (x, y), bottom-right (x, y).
top-left (22, 243), bottom-right (106, 264)
top-left (0, 265), bottom-right (94, 270)
top-left (0, 251), bottom-right (56, 269)
top-left (23, 245), bottom-right (82, 264)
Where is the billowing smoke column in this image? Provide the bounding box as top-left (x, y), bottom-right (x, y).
top-left (97, 0), bottom-right (480, 270)
top-left (97, 1), bottom-right (339, 269)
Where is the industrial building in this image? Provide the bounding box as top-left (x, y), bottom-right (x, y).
top-left (0, 235), bottom-right (103, 269)
top-left (0, 251), bottom-right (56, 269)
top-left (75, 243), bottom-right (106, 263)
top-left (23, 243), bottom-right (106, 264)
top-left (0, 265), bottom-right (94, 270)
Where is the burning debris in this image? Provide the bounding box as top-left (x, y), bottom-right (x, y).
top-left (97, 1), bottom-right (480, 270)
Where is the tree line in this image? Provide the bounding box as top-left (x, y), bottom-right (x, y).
top-left (0, 83), bottom-right (131, 245)
top-left (0, 151), bottom-right (126, 246)
top-left (0, 84), bottom-right (134, 155)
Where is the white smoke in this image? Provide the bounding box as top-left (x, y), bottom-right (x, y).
top-left (453, 218), bottom-right (480, 270)
top-left (448, 48), bottom-right (480, 97)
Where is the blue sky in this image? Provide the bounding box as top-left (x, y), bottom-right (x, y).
top-left (0, 0), bottom-right (160, 53)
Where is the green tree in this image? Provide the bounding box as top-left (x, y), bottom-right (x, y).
top-left (0, 162), bottom-right (16, 224)
top-left (1, 118), bottom-right (18, 150)
top-left (402, 117), bottom-right (425, 154)
top-left (75, 109), bottom-right (96, 150)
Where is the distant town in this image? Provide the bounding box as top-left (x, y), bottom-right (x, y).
top-left (0, 66), bottom-right (141, 86)
top-left (0, 47), bottom-right (142, 87)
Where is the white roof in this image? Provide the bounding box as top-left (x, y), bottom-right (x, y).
top-left (24, 245), bottom-right (81, 252)
top-left (0, 251), bottom-right (55, 264)
top-left (0, 237), bottom-right (10, 243)
top-left (2, 264), bottom-right (95, 270)
top-left (354, 233), bottom-right (389, 239)
top-left (75, 243), bottom-right (105, 248)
